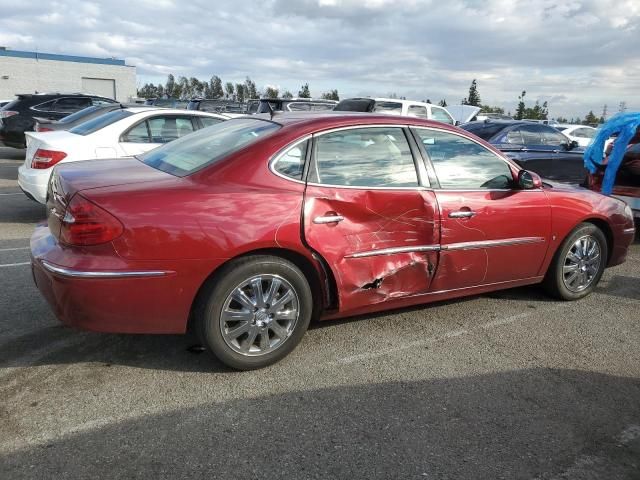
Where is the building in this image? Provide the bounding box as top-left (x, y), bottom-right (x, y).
top-left (0, 48), bottom-right (136, 102)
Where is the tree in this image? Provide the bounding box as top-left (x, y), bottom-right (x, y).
top-left (137, 83), bottom-right (159, 98)
top-left (189, 77), bottom-right (203, 98)
top-left (165, 74), bottom-right (176, 98)
top-left (210, 76), bottom-right (223, 99)
top-left (298, 83), bottom-right (311, 98)
top-left (225, 82), bottom-right (235, 99)
top-left (178, 76), bottom-right (190, 99)
top-left (321, 89), bottom-right (339, 101)
top-left (235, 84), bottom-right (245, 103)
top-left (463, 79), bottom-right (481, 106)
top-left (583, 111), bottom-right (599, 125)
top-left (244, 77), bottom-right (258, 99)
top-left (264, 86), bottom-right (279, 98)
top-left (282, 90), bottom-right (294, 99)
top-left (438, 99), bottom-right (447, 107)
top-left (480, 105), bottom-right (504, 114)
top-left (157, 84), bottom-right (164, 98)
top-left (515, 91), bottom-right (526, 120)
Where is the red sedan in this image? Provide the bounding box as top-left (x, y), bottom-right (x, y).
top-left (31, 114), bottom-right (636, 369)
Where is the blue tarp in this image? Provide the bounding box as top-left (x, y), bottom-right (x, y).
top-left (583, 112), bottom-right (640, 195)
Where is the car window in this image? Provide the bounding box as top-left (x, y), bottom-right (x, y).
top-left (430, 107), bottom-right (454, 125)
top-left (540, 126), bottom-right (567, 146)
top-left (373, 102), bottom-right (403, 115)
top-left (200, 116), bottom-right (224, 128)
top-left (519, 125), bottom-right (544, 145)
top-left (91, 97), bottom-right (116, 106)
top-left (58, 105), bottom-right (103, 124)
top-left (460, 123), bottom-right (506, 141)
top-left (415, 129), bottom-right (513, 189)
top-left (70, 109), bottom-right (134, 136)
top-left (147, 116), bottom-right (195, 143)
top-left (273, 140), bottom-right (309, 180)
top-left (52, 97), bottom-right (92, 113)
top-left (310, 103), bottom-right (335, 111)
top-left (505, 129), bottom-right (524, 145)
top-left (574, 128), bottom-right (595, 139)
top-left (287, 103), bottom-right (311, 111)
top-left (122, 121), bottom-right (150, 143)
top-left (312, 127), bottom-right (418, 187)
top-left (30, 99), bottom-right (57, 112)
top-left (139, 118), bottom-right (281, 177)
top-left (407, 105), bottom-right (428, 119)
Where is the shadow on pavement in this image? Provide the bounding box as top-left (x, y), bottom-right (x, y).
top-left (1, 368), bottom-right (639, 479)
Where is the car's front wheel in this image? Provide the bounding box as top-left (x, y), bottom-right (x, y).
top-left (543, 223), bottom-right (608, 300)
top-left (195, 255), bottom-right (313, 370)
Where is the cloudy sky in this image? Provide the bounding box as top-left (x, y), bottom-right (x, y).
top-left (0, 0), bottom-right (638, 118)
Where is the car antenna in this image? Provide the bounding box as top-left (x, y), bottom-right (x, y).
top-left (265, 101), bottom-right (275, 120)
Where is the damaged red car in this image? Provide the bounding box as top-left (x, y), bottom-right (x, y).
top-left (31, 114), bottom-right (636, 369)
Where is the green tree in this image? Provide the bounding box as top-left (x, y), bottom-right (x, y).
top-left (157, 84), bottom-right (164, 98)
top-left (298, 83), bottom-right (311, 98)
top-left (244, 77), bottom-right (258, 99)
top-left (583, 111), bottom-right (599, 125)
top-left (282, 90), bottom-right (294, 99)
top-left (178, 76), bottom-right (190, 99)
top-left (225, 82), bottom-right (235, 99)
top-left (137, 83), bottom-right (159, 98)
top-left (463, 79), bottom-right (481, 106)
top-left (515, 91), bottom-right (526, 120)
top-left (165, 74), bottom-right (176, 97)
top-left (210, 76), bottom-right (223, 99)
top-left (235, 84), bottom-right (245, 103)
top-left (189, 77), bottom-right (203, 98)
top-left (321, 89), bottom-right (339, 101)
top-left (264, 86), bottom-right (279, 98)
top-left (480, 105), bottom-right (504, 114)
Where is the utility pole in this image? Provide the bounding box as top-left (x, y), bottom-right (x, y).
top-left (601, 104), bottom-right (608, 121)
top-left (619, 101), bottom-right (627, 113)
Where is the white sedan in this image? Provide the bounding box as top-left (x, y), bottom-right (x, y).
top-left (555, 124), bottom-right (597, 147)
top-left (18, 107), bottom-right (228, 204)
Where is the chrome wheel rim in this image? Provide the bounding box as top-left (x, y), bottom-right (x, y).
top-left (220, 274), bottom-right (299, 356)
top-left (562, 234), bottom-right (601, 293)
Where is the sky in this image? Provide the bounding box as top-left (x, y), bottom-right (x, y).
top-left (0, 0), bottom-right (638, 119)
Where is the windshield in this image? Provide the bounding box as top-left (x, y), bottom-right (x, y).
top-left (138, 118), bottom-right (281, 177)
top-left (69, 110), bottom-right (133, 136)
top-left (59, 105), bottom-right (104, 124)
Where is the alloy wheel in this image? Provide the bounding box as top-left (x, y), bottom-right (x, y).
top-left (562, 234), bottom-right (601, 293)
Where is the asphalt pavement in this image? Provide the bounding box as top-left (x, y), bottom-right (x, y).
top-left (0, 146), bottom-right (639, 479)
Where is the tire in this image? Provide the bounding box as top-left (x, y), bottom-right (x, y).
top-left (543, 223), bottom-right (608, 301)
top-left (195, 255), bottom-right (313, 370)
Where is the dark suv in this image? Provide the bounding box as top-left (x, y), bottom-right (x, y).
top-left (0, 93), bottom-right (117, 148)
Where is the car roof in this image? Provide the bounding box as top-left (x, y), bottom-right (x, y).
top-left (122, 107), bottom-right (226, 116)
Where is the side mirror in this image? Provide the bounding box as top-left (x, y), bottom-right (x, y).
top-left (455, 120), bottom-right (461, 126)
top-left (518, 170), bottom-right (542, 190)
top-left (564, 140), bottom-right (579, 150)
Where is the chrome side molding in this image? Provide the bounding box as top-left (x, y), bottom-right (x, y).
top-left (313, 215), bottom-right (345, 224)
top-left (40, 260), bottom-right (173, 279)
top-left (346, 245), bottom-right (440, 258)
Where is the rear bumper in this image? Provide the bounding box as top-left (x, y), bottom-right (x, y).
top-left (18, 165), bottom-right (49, 204)
top-left (30, 224), bottom-right (225, 334)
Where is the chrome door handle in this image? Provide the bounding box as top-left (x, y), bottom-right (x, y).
top-left (313, 214), bottom-right (345, 224)
top-left (449, 211), bottom-right (476, 218)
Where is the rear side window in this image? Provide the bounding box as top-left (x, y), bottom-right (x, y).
top-left (52, 97), bottom-right (92, 113)
top-left (311, 127), bottom-right (418, 187)
top-left (408, 105), bottom-right (428, 119)
top-left (199, 116), bottom-right (225, 128)
top-left (31, 99), bottom-right (57, 112)
top-left (431, 107), bottom-right (454, 125)
top-left (373, 102), bottom-right (403, 115)
top-left (334, 99), bottom-right (374, 112)
top-left (122, 121), bottom-right (150, 143)
top-left (70, 110), bottom-right (133, 136)
top-left (272, 140), bottom-right (309, 180)
top-left (139, 118), bottom-right (281, 177)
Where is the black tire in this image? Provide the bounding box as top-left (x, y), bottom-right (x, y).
top-left (195, 255), bottom-right (312, 370)
top-left (543, 223), bottom-right (608, 300)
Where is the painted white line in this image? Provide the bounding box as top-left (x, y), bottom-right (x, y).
top-left (0, 192), bottom-right (22, 196)
top-left (0, 261), bottom-right (30, 268)
top-left (0, 247), bottom-right (29, 252)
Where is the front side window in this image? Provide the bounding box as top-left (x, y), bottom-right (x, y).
top-left (311, 127), bottom-right (418, 187)
top-left (519, 125), bottom-right (544, 145)
top-left (273, 140), bottom-right (308, 180)
top-left (430, 107), bottom-right (454, 125)
top-left (139, 118), bottom-right (281, 177)
top-left (505, 129), bottom-right (524, 145)
top-left (415, 129), bottom-right (513, 189)
top-left (373, 102), bottom-right (403, 115)
top-left (407, 105), bottom-right (428, 119)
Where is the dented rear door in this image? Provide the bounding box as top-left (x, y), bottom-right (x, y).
top-left (303, 125), bottom-right (440, 315)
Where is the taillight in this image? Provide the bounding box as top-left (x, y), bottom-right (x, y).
top-left (36, 125), bottom-right (53, 132)
top-left (0, 111), bottom-right (18, 119)
top-left (31, 149), bottom-right (66, 169)
top-left (59, 194), bottom-right (124, 246)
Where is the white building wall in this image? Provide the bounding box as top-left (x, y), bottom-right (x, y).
top-left (0, 57), bottom-right (136, 102)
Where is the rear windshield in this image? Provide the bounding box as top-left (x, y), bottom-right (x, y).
top-left (460, 123), bottom-right (506, 141)
top-left (58, 105), bottom-right (103, 124)
top-left (69, 110), bottom-right (133, 136)
top-left (138, 118), bottom-right (281, 177)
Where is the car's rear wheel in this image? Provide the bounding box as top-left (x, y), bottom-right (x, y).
top-left (543, 223), bottom-right (608, 300)
top-left (195, 255), bottom-right (312, 370)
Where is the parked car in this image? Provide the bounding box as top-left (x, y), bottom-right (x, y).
top-left (334, 97), bottom-right (456, 125)
top-left (18, 107), bottom-right (228, 203)
top-left (0, 99), bottom-right (13, 108)
top-left (253, 98), bottom-right (337, 113)
top-left (30, 113), bottom-right (635, 370)
top-left (555, 124), bottom-right (597, 147)
top-left (460, 120), bottom-right (586, 184)
top-left (34, 103), bottom-right (151, 132)
top-left (143, 97), bottom-right (188, 109)
top-left (523, 119), bottom-right (561, 127)
top-left (0, 93), bottom-right (117, 148)
top-left (187, 98), bottom-right (247, 116)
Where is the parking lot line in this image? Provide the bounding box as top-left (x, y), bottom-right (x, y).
top-left (0, 247), bottom-right (29, 252)
top-left (0, 261), bottom-right (30, 268)
top-left (0, 193), bottom-right (23, 196)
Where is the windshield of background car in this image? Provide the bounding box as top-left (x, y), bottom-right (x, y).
top-left (58, 105), bottom-right (103, 124)
top-left (460, 123), bottom-right (506, 141)
top-left (138, 118), bottom-right (281, 177)
top-left (69, 110), bottom-right (133, 136)
top-left (334, 99), bottom-right (375, 112)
